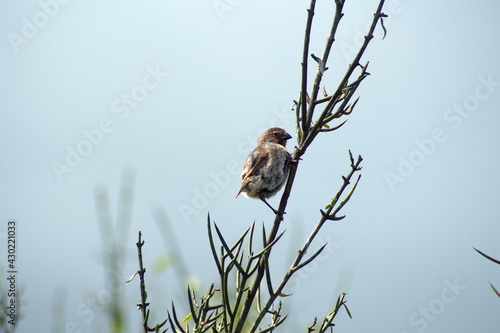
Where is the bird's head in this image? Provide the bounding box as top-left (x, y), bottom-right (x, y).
top-left (258, 127), bottom-right (292, 147)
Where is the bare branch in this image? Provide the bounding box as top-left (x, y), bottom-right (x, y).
top-left (301, 0), bottom-right (387, 150)
top-left (248, 151), bottom-right (363, 333)
top-left (291, 243), bottom-right (327, 272)
top-left (319, 119), bottom-right (348, 132)
top-left (300, 0), bottom-right (317, 138)
top-left (305, 1), bottom-right (345, 133)
top-left (135, 232), bottom-right (150, 333)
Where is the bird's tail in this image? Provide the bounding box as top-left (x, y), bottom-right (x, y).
top-left (235, 182), bottom-right (246, 198)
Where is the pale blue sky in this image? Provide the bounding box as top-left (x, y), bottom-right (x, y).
top-left (1, 1), bottom-right (500, 332)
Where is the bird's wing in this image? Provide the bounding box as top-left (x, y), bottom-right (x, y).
top-left (236, 149), bottom-right (269, 197)
top-left (241, 149), bottom-right (269, 179)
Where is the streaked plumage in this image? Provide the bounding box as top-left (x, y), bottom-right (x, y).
top-left (236, 128), bottom-right (292, 213)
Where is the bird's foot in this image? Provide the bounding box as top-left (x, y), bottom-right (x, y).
top-left (291, 151), bottom-right (302, 164)
top-left (261, 198), bottom-right (286, 216)
top-left (272, 208), bottom-right (286, 215)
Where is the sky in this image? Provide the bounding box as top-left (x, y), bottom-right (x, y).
top-left (1, 0), bottom-right (500, 332)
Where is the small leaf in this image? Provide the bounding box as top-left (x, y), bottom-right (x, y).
top-left (279, 292), bottom-right (292, 297)
top-left (124, 271), bottom-right (138, 283)
top-left (380, 14), bottom-right (388, 40)
top-left (182, 312), bottom-right (193, 322)
top-left (344, 304), bottom-right (353, 319)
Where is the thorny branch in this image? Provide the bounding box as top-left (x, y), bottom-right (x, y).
top-left (125, 232), bottom-right (167, 333)
top-left (247, 151), bottom-right (362, 333)
top-left (136, 233), bottom-right (150, 332)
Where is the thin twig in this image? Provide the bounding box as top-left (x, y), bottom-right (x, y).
top-left (305, 1), bottom-right (345, 131)
top-left (301, 0), bottom-right (386, 150)
top-left (301, 0), bottom-right (317, 139)
top-left (474, 248), bottom-right (500, 265)
top-left (136, 232), bottom-right (150, 333)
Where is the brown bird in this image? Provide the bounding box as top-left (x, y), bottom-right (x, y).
top-left (236, 127), bottom-right (292, 214)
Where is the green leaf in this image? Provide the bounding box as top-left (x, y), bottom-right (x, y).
top-left (182, 312), bottom-right (192, 322)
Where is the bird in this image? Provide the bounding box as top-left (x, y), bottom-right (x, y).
top-left (236, 127), bottom-right (292, 214)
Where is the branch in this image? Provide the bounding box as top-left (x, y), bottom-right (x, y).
top-left (305, 0), bottom-right (345, 134)
top-left (125, 232), bottom-right (167, 333)
top-left (474, 247), bottom-right (500, 265)
top-left (317, 293), bottom-right (351, 332)
top-left (136, 232), bottom-right (150, 333)
top-left (301, 0), bottom-right (387, 151)
top-left (300, 0), bottom-right (317, 139)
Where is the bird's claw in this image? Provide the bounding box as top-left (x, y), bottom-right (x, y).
top-left (273, 208), bottom-right (286, 215)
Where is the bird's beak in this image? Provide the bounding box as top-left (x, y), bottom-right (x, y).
top-left (281, 132), bottom-right (292, 141)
